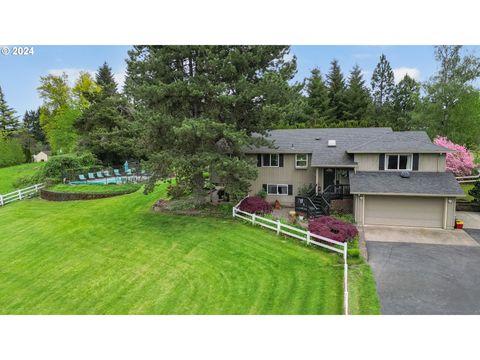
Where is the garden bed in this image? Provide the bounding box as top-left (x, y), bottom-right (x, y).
top-left (41, 183), bottom-right (141, 201)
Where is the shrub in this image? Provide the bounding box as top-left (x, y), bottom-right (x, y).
top-left (167, 183), bottom-right (190, 199)
top-left (308, 216), bottom-right (358, 243)
top-left (0, 137), bottom-right (26, 167)
top-left (238, 196), bottom-right (272, 214)
top-left (468, 181), bottom-right (480, 205)
top-left (256, 189), bottom-right (267, 199)
top-left (433, 136), bottom-right (475, 176)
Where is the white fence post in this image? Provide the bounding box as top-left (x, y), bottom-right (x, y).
top-left (344, 242), bottom-right (348, 263)
top-left (18, 190), bottom-right (22, 200)
top-left (0, 195), bottom-right (3, 206)
top-left (276, 220), bottom-right (281, 235)
top-left (306, 231), bottom-right (311, 245)
top-left (232, 206), bottom-right (236, 218)
top-left (252, 213), bottom-right (256, 225)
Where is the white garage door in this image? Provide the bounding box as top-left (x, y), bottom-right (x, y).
top-left (364, 196), bottom-right (445, 228)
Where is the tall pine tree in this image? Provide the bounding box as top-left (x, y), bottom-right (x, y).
top-left (22, 108), bottom-right (46, 143)
top-left (305, 68), bottom-right (331, 126)
top-left (0, 85), bottom-right (20, 135)
top-left (343, 65), bottom-right (371, 121)
top-left (371, 54), bottom-right (395, 126)
top-left (392, 74), bottom-right (420, 130)
top-left (125, 45), bottom-right (297, 204)
top-left (96, 62), bottom-right (118, 96)
top-left (326, 59), bottom-right (347, 122)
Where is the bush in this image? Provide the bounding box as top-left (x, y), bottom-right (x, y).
top-left (468, 181), bottom-right (480, 205)
top-left (238, 196), bottom-right (272, 214)
top-left (0, 137), bottom-right (26, 167)
top-left (167, 183), bottom-right (191, 199)
top-left (308, 216), bottom-right (358, 243)
top-left (256, 189), bottom-right (267, 199)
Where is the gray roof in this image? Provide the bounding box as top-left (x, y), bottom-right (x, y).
top-left (347, 131), bottom-right (452, 153)
top-left (245, 127), bottom-right (451, 167)
top-left (349, 171), bottom-right (465, 197)
top-left (245, 128), bottom-right (393, 166)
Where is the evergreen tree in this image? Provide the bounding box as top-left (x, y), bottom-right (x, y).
top-left (326, 59), bottom-right (347, 122)
top-left (392, 74), bottom-right (420, 130)
top-left (96, 62), bottom-right (118, 96)
top-left (75, 63), bottom-right (136, 164)
top-left (0, 85), bottom-right (20, 135)
top-left (371, 54), bottom-right (395, 126)
top-left (305, 68), bottom-right (331, 125)
top-left (125, 45), bottom-right (297, 204)
top-left (343, 65), bottom-right (371, 121)
top-left (22, 108), bottom-right (46, 143)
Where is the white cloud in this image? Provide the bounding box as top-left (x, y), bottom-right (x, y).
top-left (393, 67), bottom-right (421, 84)
top-left (353, 53), bottom-right (373, 60)
top-left (113, 70), bottom-right (126, 91)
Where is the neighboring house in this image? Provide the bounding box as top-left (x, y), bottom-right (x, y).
top-left (244, 128), bottom-right (465, 229)
top-left (33, 150), bottom-right (50, 162)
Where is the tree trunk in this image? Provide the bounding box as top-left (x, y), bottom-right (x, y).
top-left (191, 171), bottom-right (206, 206)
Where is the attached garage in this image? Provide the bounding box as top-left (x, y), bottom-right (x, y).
top-left (350, 171), bottom-right (465, 230)
top-left (364, 195), bottom-right (444, 228)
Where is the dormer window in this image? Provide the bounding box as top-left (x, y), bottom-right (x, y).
top-left (386, 154), bottom-right (413, 171)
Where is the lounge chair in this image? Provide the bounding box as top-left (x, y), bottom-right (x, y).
top-left (96, 171), bottom-right (105, 178)
top-left (78, 174), bottom-right (87, 181)
top-left (113, 169), bottom-right (121, 177)
top-left (103, 170), bottom-right (111, 177)
top-left (88, 173), bottom-right (96, 180)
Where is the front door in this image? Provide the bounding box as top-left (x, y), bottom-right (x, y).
top-left (323, 168), bottom-right (335, 191)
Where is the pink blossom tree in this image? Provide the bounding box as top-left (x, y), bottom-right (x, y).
top-left (433, 136), bottom-right (475, 176)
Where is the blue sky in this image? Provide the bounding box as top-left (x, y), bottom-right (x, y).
top-left (1, 45), bottom-right (479, 117)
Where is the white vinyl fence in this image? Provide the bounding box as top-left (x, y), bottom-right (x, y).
top-left (456, 174), bottom-right (480, 184)
top-left (232, 201), bottom-right (349, 315)
top-left (0, 183), bottom-right (45, 207)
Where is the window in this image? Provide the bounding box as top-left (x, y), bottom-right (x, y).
top-left (266, 184), bottom-right (289, 195)
top-left (295, 154), bottom-right (308, 168)
top-left (385, 154), bottom-right (412, 170)
top-left (262, 154), bottom-right (279, 167)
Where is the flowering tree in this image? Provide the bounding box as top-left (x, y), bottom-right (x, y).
top-left (433, 136), bottom-right (475, 176)
top-left (308, 216), bottom-right (358, 243)
top-left (238, 196), bottom-right (272, 214)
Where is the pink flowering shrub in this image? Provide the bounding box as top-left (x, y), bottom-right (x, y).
top-left (238, 196), bottom-right (272, 214)
top-left (433, 136), bottom-right (475, 176)
top-left (308, 216), bottom-right (358, 243)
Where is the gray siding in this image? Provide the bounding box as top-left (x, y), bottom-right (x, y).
top-left (249, 154), bottom-right (316, 206)
top-left (355, 153), bottom-right (447, 172)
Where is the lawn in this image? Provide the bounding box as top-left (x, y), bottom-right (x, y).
top-left (0, 182), bottom-right (379, 314)
top-left (460, 183), bottom-right (474, 202)
top-left (0, 162), bottom-right (45, 194)
top-left (49, 183), bottom-right (141, 194)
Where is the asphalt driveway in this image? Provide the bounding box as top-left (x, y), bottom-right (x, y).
top-left (364, 222), bottom-right (480, 314)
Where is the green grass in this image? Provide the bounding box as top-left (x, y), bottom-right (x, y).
top-left (0, 183), bottom-right (379, 314)
top-left (461, 183), bottom-right (474, 202)
top-left (0, 162), bottom-right (45, 194)
top-left (49, 183), bottom-right (141, 194)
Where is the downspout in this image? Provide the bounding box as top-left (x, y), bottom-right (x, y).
top-left (443, 197), bottom-right (448, 229)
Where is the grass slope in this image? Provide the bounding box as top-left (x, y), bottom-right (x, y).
top-left (460, 183), bottom-right (474, 202)
top-left (0, 183), bottom-right (379, 314)
top-left (0, 162), bottom-right (45, 194)
top-left (49, 183), bottom-right (141, 194)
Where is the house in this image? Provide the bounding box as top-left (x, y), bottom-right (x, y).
top-left (33, 150), bottom-right (51, 162)
top-left (244, 128), bottom-right (465, 229)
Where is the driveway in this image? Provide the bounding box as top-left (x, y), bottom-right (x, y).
top-left (364, 221), bottom-right (480, 314)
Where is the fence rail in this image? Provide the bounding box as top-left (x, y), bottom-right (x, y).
top-left (232, 204), bottom-right (349, 315)
top-left (0, 183), bottom-right (45, 206)
top-left (456, 174), bottom-right (480, 183)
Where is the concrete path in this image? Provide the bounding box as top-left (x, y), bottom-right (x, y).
top-left (363, 225), bottom-right (477, 246)
top-left (457, 211), bottom-right (480, 229)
